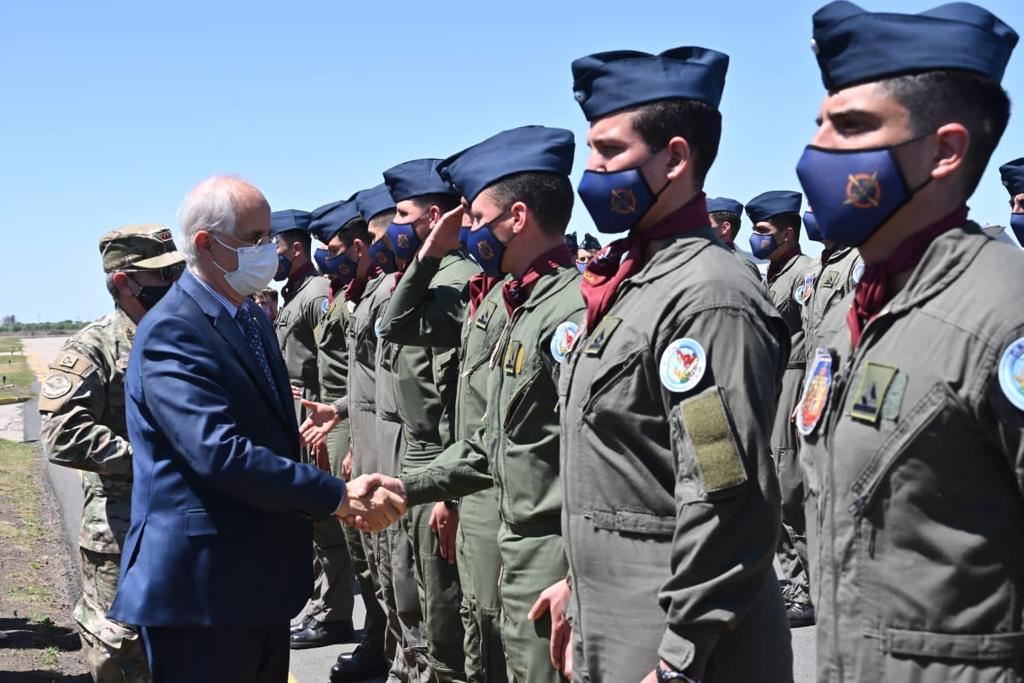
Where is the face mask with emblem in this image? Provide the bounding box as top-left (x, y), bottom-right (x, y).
top-left (314, 246), bottom-right (359, 286)
top-left (385, 215), bottom-right (425, 262)
top-left (795, 133), bottom-right (934, 248)
top-left (461, 211), bottom-right (510, 276)
top-left (749, 232), bottom-right (778, 260)
top-left (212, 236), bottom-right (279, 297)
top-left (273, 252), bottom-right (292, 282)
top-left (576, 154), bottom-right (671, 234)
top-left (368, 239), bottom-right (397, 274)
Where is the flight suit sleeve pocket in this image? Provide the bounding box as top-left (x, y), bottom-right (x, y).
top-left (589, 510), bottom-right (675, 537)
top-left (184, 509), bottom-right (219, 537)
top-left (674, 386), bottom-right (748, 501)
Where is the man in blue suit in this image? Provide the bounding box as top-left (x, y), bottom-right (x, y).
top-left (108, 175), bottom-right (405, 683)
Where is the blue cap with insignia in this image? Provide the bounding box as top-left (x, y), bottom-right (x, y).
top-left (1000, 157), bottom-right (1024, 196)
top-left (571, 46), bottom-right (729, 121)
top-left (707, 197), bottom-right (744, 216)
top-left (353, 184), bottom-right (396, 223)
top-left (309, 197), bottom-right (362, 244)
top-left (810, 1), bottom-right (1018, 91)
top-left (383, 159), bottom-right (457, 203)
top-left (745, 191), bottom-right (803, 223)
top-left (270, 209), bottom-right (312, 238)
top-left (437, 126), bottom-right (575, 203)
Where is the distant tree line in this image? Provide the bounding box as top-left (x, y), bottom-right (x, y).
top-left (1, 320), bottom-right (87, 335)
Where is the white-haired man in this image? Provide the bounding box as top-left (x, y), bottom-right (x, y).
top-left (107, 176), bottom-right (405, 683)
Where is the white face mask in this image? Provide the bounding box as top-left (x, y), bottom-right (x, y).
top-left (211, 236), bottom-right (278, 297)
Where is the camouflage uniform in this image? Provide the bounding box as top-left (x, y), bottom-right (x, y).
top-left (38, 223), bottom-right (182, 683)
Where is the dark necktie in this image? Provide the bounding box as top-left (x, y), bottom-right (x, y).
top-left (235, 306), bottom-right (280, 404)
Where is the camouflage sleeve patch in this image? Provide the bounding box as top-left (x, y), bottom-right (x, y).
top-left (38, 352), bottom-right (95, 413)
top-left (679, 386), bottom-right (748, 494)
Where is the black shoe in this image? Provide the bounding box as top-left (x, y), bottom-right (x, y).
top-left (330, 644), bottom-right (390, 682)
top-left (290, 614), bottom-right (314, 634)
top-left (787, 601), bottom-right (815, 628)
top-left (289, 619), bottom-right (356, 649)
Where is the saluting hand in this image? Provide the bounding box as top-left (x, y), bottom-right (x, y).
top-left (428, 502), bottom-right (458, 564)
top-left (419, 205), bottom-right (465, 260)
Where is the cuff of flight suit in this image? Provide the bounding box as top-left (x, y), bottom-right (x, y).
top-left (404, 254), bottom-right (441, 286)
top-left (330, 397), bottom-right (349, 420)
top-left (657, 623), bottom-right (724, 679)
top-left (399, 471), bottom-right (441, 507)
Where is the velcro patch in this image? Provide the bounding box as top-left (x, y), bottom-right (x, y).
top-left (49, 352), bottom-right (94, 378)
top-left (680, 387), bottom-right (748, 494)
top-left (475, 301), bottom-right (497, 330)
top-left (584, 317), bottom-right (621, 357)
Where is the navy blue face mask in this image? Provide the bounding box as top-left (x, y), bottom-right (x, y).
top-left (795, 134), bottom-right (933, 248)
top-left (386, 215), bottom-right (426, 262)
top-left (576, 155), bottom-right (670, 234)
top-left (274, 253), bottom-right (291, 282)
top-left (462, 211), bottom-right (510, 276)
top-left (802, 211), bottom-right (823, 242)
top-left (314, 246), bottom-right (360, 286)
top-left (1010, 214), bottom-right (1024, 247)
top-left (749, 232), bottom-right (779, 260)
top-left (368, 239), bottom-right (397, 274)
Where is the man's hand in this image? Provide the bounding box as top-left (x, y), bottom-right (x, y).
top-left (640, 661), bottom-right (677, 683)
top-left (299, 399), bottom-right (340, 448)
top-left (337, 474), bottom-right (407, 532)
top-left (429, 502), bottom-right (458, 564)
top-left (420, 205), bottom-right (465, 260)
top-left (342, 451), bottom-right (353, 481)
top-left (528, 578), bottom-right (573, 674)
top-left (348, 472), bottom-right (406, 499)
top-left (312, 440), bottom-right (331, 473)
top-left (290, 384), bottom-right (303, 400)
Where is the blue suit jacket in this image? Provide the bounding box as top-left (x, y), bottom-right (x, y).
top-left (108, 269), bottom-right (347, 627)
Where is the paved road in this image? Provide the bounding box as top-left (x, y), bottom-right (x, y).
top-left (22, 335), bottom-right (815, 682)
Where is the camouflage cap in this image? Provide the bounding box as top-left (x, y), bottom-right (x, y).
top-left (99, 224), bottom-right (184, 274)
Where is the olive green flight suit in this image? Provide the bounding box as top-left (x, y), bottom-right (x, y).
top-left (275, 269), bottom-right (354, 630)
top-left (560, 230), bottom-right (793, 682)
top-left (39, 309), bottom-right (151, 683)
top-left (402, 264), bottom-right (586, 683)
top-left (314, 291), bottom-right (386, 652)
top-left (799, 225), bottom-right (1024, 682)
top-left (378, 252), bottom-right (479, 683)
top-left (767, 251), bottom-right (816, 609)
top-left (800, 246), bottom-right (862, 351)
top-left (735, 249), bottom-right (763, 281)
top-left (347, 272), bottom-right (402, 669)
top-left (378, 255), bottom-right (509, 683)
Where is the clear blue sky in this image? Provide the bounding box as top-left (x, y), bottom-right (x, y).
top-left (3, 0), bottom-right (1022, 322)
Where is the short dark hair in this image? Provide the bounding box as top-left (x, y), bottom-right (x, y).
top-left (768, 212), bottom-right (802, 240)
top-left (709, 210), bottom-right (741, 241)
top-left (487, 172), bottom-right (574, 237)
top-left (278, 228), bottom-right (311, 255)
top-left (412, 193), bottom-right (460, 214)
top-left (630, 98), bottom-right (722, 188)
top-left (879, 70), bottom-right (1010, 196)
top-left (254, 287), bottom-right (278, 303)
top-left (338, 217), bottom-right (370, 247)
top-left (368, 209), bottom-right (396, 235)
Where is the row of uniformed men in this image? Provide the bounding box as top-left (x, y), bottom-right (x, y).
top-left (37, 1), bottom-right (1024, 681)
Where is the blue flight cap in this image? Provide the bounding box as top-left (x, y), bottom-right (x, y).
top-left (353, 184), bottom-right (396, 223)
top-left (565, 232), bottom-right (578, 252)
top-left (1000, 157), bottom-right (1024, 196)
top-left (745, 191), bottom-right (803, 224)
top-left (707, 197), bottom-right (744, 216)
top-left (580, 233), bottom-right (601, 251)
top-left (270, 209), bottom-right (312, 238)
top-left (438, 126), bottom-right (575, 204)
top-left (383, 159), bottom-right (456, 203)
top-left (571, 46), bottom-right (729, 121)
top-left (309, 197), bottom-right (362, 244)
top-left (811, 2), bottom-right (1018, 91)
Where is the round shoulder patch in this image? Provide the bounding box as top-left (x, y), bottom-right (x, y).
top-left (659, 338), bottom-right (707, 393)
top-left (549, 321), bottom-right (579, 364)
top-left (41, 373), bottom-right (73, 400)
top-left (998, 337), bottom-right (1024, 410)
top-left (321, 299), bottom-right (330, 315)
top-left (346, 300), bottom-right (356, 314)
top-left (852, 262), bottom-right (865, 285)
top-left (796, 348), bottom-right (834, 436)
top-left (374, 316), bottom-right (382, 339)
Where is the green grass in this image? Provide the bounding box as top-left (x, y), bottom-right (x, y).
top-left (0, 338), bottom-right (23, 353)
top-left (0, 440), bottom-right (41, 552)
top-left (0, 352), bottom-right (35, 401)
top-left (40, 645), bottom-right (59, 669)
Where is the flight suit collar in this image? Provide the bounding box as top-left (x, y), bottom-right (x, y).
top-left (767, 247), bottom-right (804, 284)
top-left (282, 263), bottom-right (318, 304)
top-left (626, 227), bottom-right (717, 287)
top-left (515, 264), bottom-right (580, 313)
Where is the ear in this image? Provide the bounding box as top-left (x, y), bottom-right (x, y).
top-left (665, 136), bottom-right (692, 181)
top-left (510, 201), bottom-right (529, 235)
top-left (194, 229), bottom-right (212, 253)
top-left (429, 205), bottom-right (443, 223)
top-left (350, 238), bottom-right (366, 259)
top-left (291, 240), bottom-right (303, 258)
top-left (931, 122), bottom-right (969, 181)
top-left (111, 271), bottom-right (135, 297)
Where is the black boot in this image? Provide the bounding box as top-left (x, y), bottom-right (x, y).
top-left (289, 619), bottom-right (356, 649)
top-left (786, 601), bottom-right (816, 628)
top-left (329, 643), bottom-right (390, 682)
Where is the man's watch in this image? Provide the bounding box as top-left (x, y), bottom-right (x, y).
top-left (656, 668), bottom-right (698, 683)
top-left (443, 499), bottom-right (459, 511)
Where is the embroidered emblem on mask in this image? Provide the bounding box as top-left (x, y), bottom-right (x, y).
top-left (844, 172), bottom-right (882, 209)
top-left (478, 241), bottom-right (495, 260)
top-left (610, 188), bottom-right (638, 215)
top-left (397, 234), bottom-right (410, 249)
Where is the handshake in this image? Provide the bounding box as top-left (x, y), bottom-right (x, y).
top-left (335, 473), bottom-right (408, 533)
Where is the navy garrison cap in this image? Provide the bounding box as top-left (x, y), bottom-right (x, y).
top-left (383, 159), bottom-right (456, 203)
top-left (745, 191), bottom-right (803, 223)
top-left (707, 197), bottom-right (744, 216)
top-left (565, 232), bottom-right (578, 252)
top-left (571, 46), bottom-right (729, 121)
top-left (438, 126), bottom-right (575, 204)
top-left (580, 233), bottom-right (601, 251)
top-left (353, 184), bottom-right (396, 222)
top-left (270, 209), bottom-right (312, 237)
top-left (309, 197), bottom-right (362, 244)
top-left (811, 1), bottom-right (1018, 91)
top-left (1000, 157), bottom-right (1024, 196)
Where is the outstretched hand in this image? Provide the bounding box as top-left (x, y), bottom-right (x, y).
top-left (337, 473), bottom-right (407, 532)
top-left (299, 399), bottom-right (340, 448)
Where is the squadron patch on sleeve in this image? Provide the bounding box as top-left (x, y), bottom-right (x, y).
top-left (374, 317), bottom-right (382, 339)
top-left (659, 338), bottom-right (706, 393)
top-left (41, 373), bottom-right (73, 400)
top-left (549, 321), bottom-right (579, 364)
top-left (998, 337), bottom-right (1024, 411)
top-left (852, 262), bottom-right (865, 285)
top-left (347, 300), bottom-right (356, 314)
top-left (794, 272), bottom-right (816, 306)
top-left (321, 299), bottom-right (330, 316)
top-left (796, 348), bottom-right (833, 436)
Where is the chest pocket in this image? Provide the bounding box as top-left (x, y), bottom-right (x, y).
top-left (502, 340), bottom-right (544, 429)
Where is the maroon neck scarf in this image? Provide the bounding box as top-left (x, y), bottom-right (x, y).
top-left (580, 193), bottom-right (709, 331)
top-left (469, 273), bottom-right (501, 317)
top-left (847, 205), bottom-right (968, 349)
